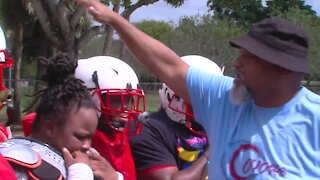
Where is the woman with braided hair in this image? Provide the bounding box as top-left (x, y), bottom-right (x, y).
top-left (0, 53), bottom-right (104, 180)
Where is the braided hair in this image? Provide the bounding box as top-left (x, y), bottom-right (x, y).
top-left (31, 53), bottom-right (96, 132)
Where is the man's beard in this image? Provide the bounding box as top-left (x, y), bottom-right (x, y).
top-left (229, 83), bottom-right (251, 105)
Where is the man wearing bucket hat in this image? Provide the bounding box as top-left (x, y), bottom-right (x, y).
top-left (74, 0), bottom-right (320, 179)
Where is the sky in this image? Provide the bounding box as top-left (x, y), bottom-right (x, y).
top-left (131, 0), bottom-right (209, 22)
top-left (130, 0), bottom-right (320, 23)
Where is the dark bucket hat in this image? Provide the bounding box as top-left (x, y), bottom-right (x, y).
top-left (230, 18), bottom-right (310, 75)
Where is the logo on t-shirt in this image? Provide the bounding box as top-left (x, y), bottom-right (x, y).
top-left (229, 144), bottom-right (287, 179)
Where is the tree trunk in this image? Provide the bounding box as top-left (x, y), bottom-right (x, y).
top-left (12, 22), bottom-right (24, 123)
top-left (119, 15), bottom-right (130, 59)
top-left (102, 26), bottom-right (115, 56)
top-left (102, 0), bottom-right (120, 55)
top-left (119, 42), bottom-right (127, 59)
top-left (33, 29), bottom-right (50, 112)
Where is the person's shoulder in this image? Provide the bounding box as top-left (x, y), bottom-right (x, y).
top-left (294, 87), bottom-right (320, 116)
top-left (0, 138), bottom-right (67, 179)
top-left (0, 138), bottom-right (40, 164)
top-left (147, 110), bottom-right (173, 125)
top-left (130, 110), bottom-right (175, 142)
top-left (148, 110), bottom-right (180, 131)
top-left (301, 87), bottom-right (320, 104)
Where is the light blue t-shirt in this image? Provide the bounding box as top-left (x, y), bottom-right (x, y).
top-left (186, 67), bottom-right (320, 179)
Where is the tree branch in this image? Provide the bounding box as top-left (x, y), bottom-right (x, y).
top-left (56, 0), bottom-right (71, 38)
top-left (30, 0), bottom-right (62, 47)
top-left (121, 0), bottom-right (159, 19)
top-left (77, 25), bottom-right (107, 47)
top-left (70, 6), bottom-right (86, 29)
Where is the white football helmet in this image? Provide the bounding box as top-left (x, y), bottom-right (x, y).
top-left (0, 26), bottom-right (7, 63)
top-left (0, 26), bottom-right (13, 142)
top-left (159, 55), bottom-right (223, 134)
top-left (0, 26), bottom-right (13, 110)
top-left (0, 26), bottom-right (12, 66)
top-left (75, 56), bottom-right (146, 135)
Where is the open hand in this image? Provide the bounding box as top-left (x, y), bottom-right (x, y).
top-left (74, 0), bottom-right (116, 24)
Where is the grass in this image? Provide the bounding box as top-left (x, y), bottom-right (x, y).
top-left (0, 88), bottom-right (161, 120)
top-left (7, 82), bottom-right (320, 115)
top-left (1, 91), bottom-right (161, 137)
top-left (3, 83), bottom-right (320, 136)
top-left (145, 93), bottom-right (160, 112)
top-left (302, 80), bottom-right (320, 87)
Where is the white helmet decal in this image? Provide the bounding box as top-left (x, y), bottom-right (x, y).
top-left (160, 55), bottom-right (223, 125)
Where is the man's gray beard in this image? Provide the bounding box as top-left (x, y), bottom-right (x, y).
top-left (229, 83), bottom-right (251, 105)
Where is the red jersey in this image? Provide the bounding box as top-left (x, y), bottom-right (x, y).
top-left (21, 113), bottom-right (137, 180)
top-left (92, 129), bottom-right (137, 180)
top-left (0, 124), bottom-right (9, 142)
top-left (0, 154), bottom-right (16, 179)
top-left (21, 112), bottom-right (36, 136)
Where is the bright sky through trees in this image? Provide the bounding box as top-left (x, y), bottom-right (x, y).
top-left (130, 0), bottom-right (319, 23)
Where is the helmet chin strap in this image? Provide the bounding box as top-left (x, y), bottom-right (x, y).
top-left (92, 71), bottom-right (100, 89)
top-left (179, 120), bottom-right (186, 125)
top-left (137, 111), bottom-right (149, 124)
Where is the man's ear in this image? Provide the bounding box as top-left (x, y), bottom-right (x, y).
top-left (43, 120), bottom-right (54, 137)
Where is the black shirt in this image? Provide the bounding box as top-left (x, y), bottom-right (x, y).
top-left (129, 109), bottom-right (207, 173)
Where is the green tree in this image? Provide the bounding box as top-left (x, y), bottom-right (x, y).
top-left (268, 6), bottom-right (320, 81)
top-left (207, 0), bottom-right (317, 24)
top-left (135, 20), bottom-right (173, 40)
top-left (135, 20), bottom-right (174, 82)
top-left (0, 0), bottom-right (35, 122)
top-left (110, 0), bottom-right (188, 58)
top-left (29, 0), bottom-right (187, 59)
top-left (27, 0), bottom-right (186, 84)
top-left (207, 0), bottom-right (266, 24)
top-left (266, 0), bottom-right (316, 16)
top-left (166, 15), bottom-right (245, 75)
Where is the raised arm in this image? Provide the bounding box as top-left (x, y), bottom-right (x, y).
top-left (75, 0), bottom-right (191, 102)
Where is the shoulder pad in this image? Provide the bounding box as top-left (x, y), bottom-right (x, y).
top-left (0, 137), bottom-right (66, 178)
top-left (0, 138), bottom-right (41, 168)
top-left (29, 140), bottom-right (66, 178)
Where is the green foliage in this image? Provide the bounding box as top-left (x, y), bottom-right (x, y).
top-left (166, 15), bottom-right (246, 75)
top-left (80, 35), bottom-right (106, 57)
top-left (0, 0), bottom-right (34, 30)
top-left (130, 20), bottom-right (175, 82)
top-left (135, 20), bottom-right (174, 40)
top-left (266, 0), bottom-right (316, 16)
top-left (268, 6), bottom-right (320, 79)
top-left (80, 6), bottom-right (320, 81)
top-left (206, 1), bottom-right (320, 79)
top-left (20, 57), bottom-right (37, 79)
top-left (83, 15), bottom-right (247, 79)
top-left (164, 0), bottom-right (185, 7)
top-left (208, 0), bottom-right (317, 25)
top-left (145, 93), bottom-right (160, 112)
top-left (207, 0), bottom-right (267, 24)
